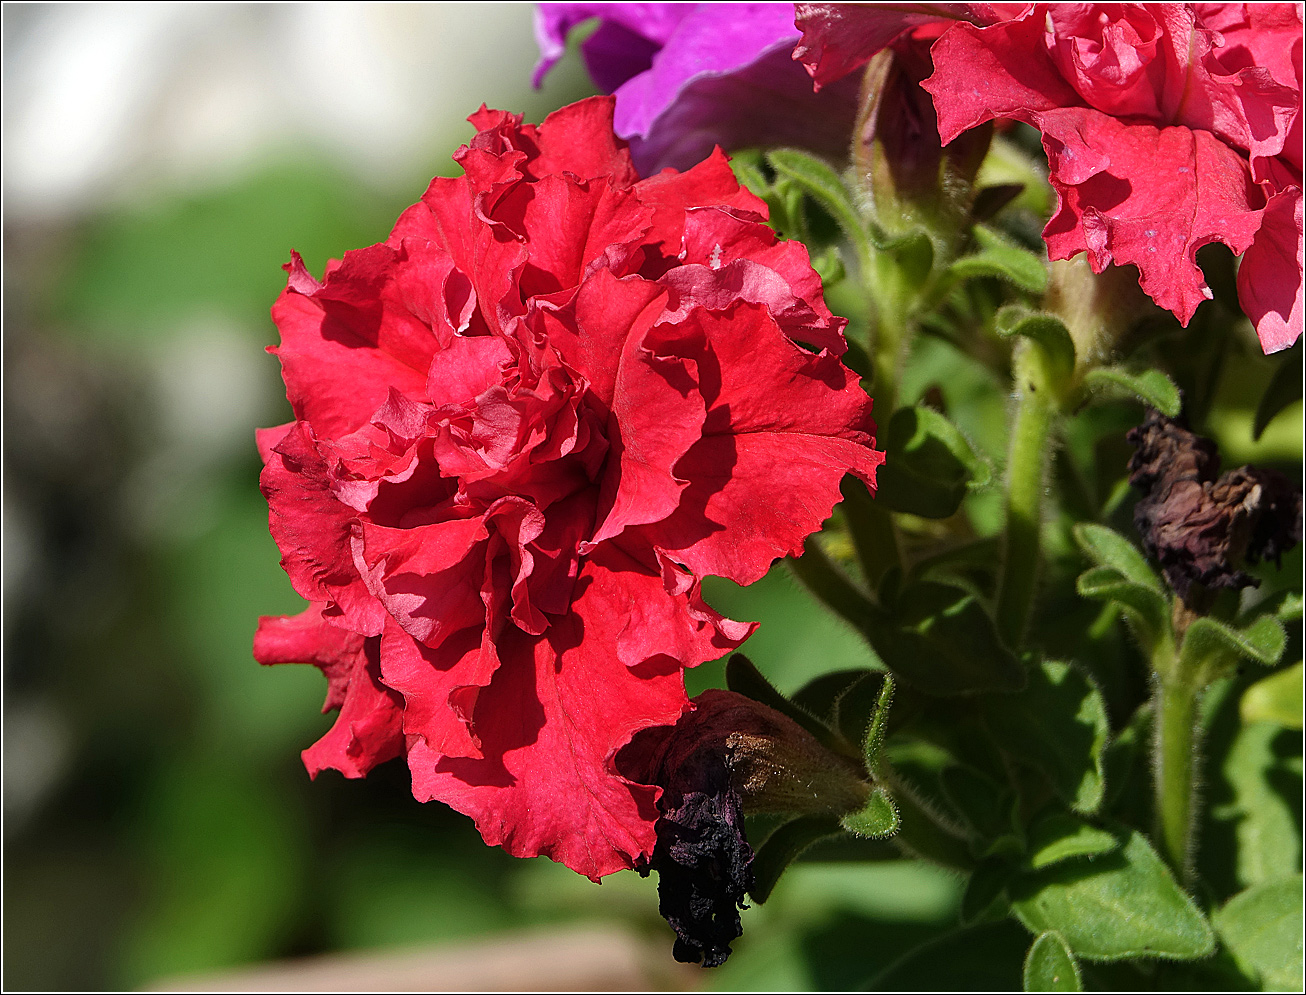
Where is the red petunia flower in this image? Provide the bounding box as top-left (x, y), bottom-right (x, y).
top-left (254, 96), bottom-right (883, 880)
top-left (794, 3), bottom-right (1304, 354)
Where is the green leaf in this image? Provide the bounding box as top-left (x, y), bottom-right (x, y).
top-left (1179, 615), bottom-right (1287, 681)
top-left (841, 786), bottom-right (900, 839)
top-left (1075, 567), bottom-right (1168, 648)
top-left (1010, 830), bottom-right (1215, 961)
top-left (1214, 876), bottom-right (1304, 992)
top-left (1024, 931), bottom-right (1083, 992)
top-left (1025, 812), bottom-right (1120, 870)
top-left (1241, 662), bottom-right (1304, 729)
top-left (747, 815), bottom-right (843, 904)
top-left (1072, 523), bottom-right (1164, 592)
top-left (1275, 592), bottom-right (1304, 623)
top-left (997, 308), bottom-right (1076, 386)
top-left (766, 148), bottom-right (866, 253)
top-left (867, 581), bottom-right (1026, 695)
top-left (984, 661), bottom-right (1109, 814)
top-left (948, 225), bottom-right (1048, 294)
top-left (1253, 346), bottom-right (1303, 440)
top-left (875, 405), bottom-right (993, 519)
top-left (907, 537), bottom-right (1002, 595)
top-left (1082, 367), bottom-right (1182, 417)
top-left (725, 653), bottom-right (841, 749)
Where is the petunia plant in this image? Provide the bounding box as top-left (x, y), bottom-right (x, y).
top-left (259, 3), bottom-right (1303, 990)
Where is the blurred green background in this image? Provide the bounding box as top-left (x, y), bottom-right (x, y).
top-left (2, 5), bottom-right (972, 989)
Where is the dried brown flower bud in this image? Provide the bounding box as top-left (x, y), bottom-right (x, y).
top-left (1127, 409), bottom-right (1302, 608)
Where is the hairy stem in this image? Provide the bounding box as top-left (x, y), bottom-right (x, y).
top-left (1153, 677), bottom-right (1201, 884)
top-left (996, 345), bottom-right (1056, 649)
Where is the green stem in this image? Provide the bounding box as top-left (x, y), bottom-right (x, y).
top-left (1153, 677), bottom-right (1200, 884)
top-left (996, 345), bottom-right (1056, 649)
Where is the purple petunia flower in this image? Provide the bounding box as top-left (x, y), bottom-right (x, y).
top-left (533, 2), bottom-right (860, 173)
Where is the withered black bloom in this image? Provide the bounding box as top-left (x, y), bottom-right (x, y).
top-left (649, 745), bottom-right (753, 968)
top-left (628, 684), bottom-right (872, 967)
top-left (1127, 408), bottom-right (1303, 607)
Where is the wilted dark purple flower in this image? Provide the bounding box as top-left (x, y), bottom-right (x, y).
top-left (533, 3), bottom-right (860, 173)
top-left (1127, 409), bottom-right (1303, 609)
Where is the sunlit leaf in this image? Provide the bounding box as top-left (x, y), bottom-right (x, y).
top-left (1023, 931), bottom-right (1083, 991)
top-left (1253, 346), bottom-right (1303, 440)
top-left (1213, 875), bottom-right (1304, 992)
top-left (841, 786), bottom-right (900, 839)
top-left (1025, 812), bottom-right (1120, 870)
top-left (1240, 662), bottom-right (1304, 729)
top-left (1072, 524), bottom-right (1164, 592)
top-left (1010, 830), bottom-right (1215, 961)
top-left (1082, 367), bottom-right (1182, 417)
top-left (948, 225), bottom-right (1048, 294)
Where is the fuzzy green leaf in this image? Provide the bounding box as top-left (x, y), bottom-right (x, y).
top-left (727, 151), bottom-right (771, 200)
top-left (1023, 931), bottom-right (1083, 991)
top-left (1076, 567), bottom-right (1168, 647)
top-left (1010, 830), bottom-right (1215, 961)
top-left (1214, 876), bottom-right (1304, 992)
top-left (1025, 812), bottom-right (1120, 870)
top-left (997, 308), bottom-right (1076, 386)
top-left (949, 225), bottom-right (1048, 294)
top-left (766, 148), bottom-right (865, 251)
top-left (984, 661), bottom-right (1109, 814)
top-left (875, 405), bottom-right (992, 519)
top-left (841, 786), bottom-right (900, 839)
top-left (941, 765), bottom-right (1017, 849)
top-left (790, 669), bottom-right (874, 728)
top-left (1082, 367), bottom-right (1182, 417)
top-left (1072, 523), bottom-right (1165, 592)
top-left (1211, 720), bottom-right (1303, 889)
top-left (1275, 592), bottom-right (1304, 623)
top-left (1179, 615), bottom-right (1287, 677)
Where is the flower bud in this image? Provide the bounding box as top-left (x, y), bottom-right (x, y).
top-left (853, 42), bottom-right (992, 246)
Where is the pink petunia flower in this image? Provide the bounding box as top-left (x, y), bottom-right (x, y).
top-left (255, 97), bottom-right (883, 880)
top-left (794, 2), bottom-right (1304, 353)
